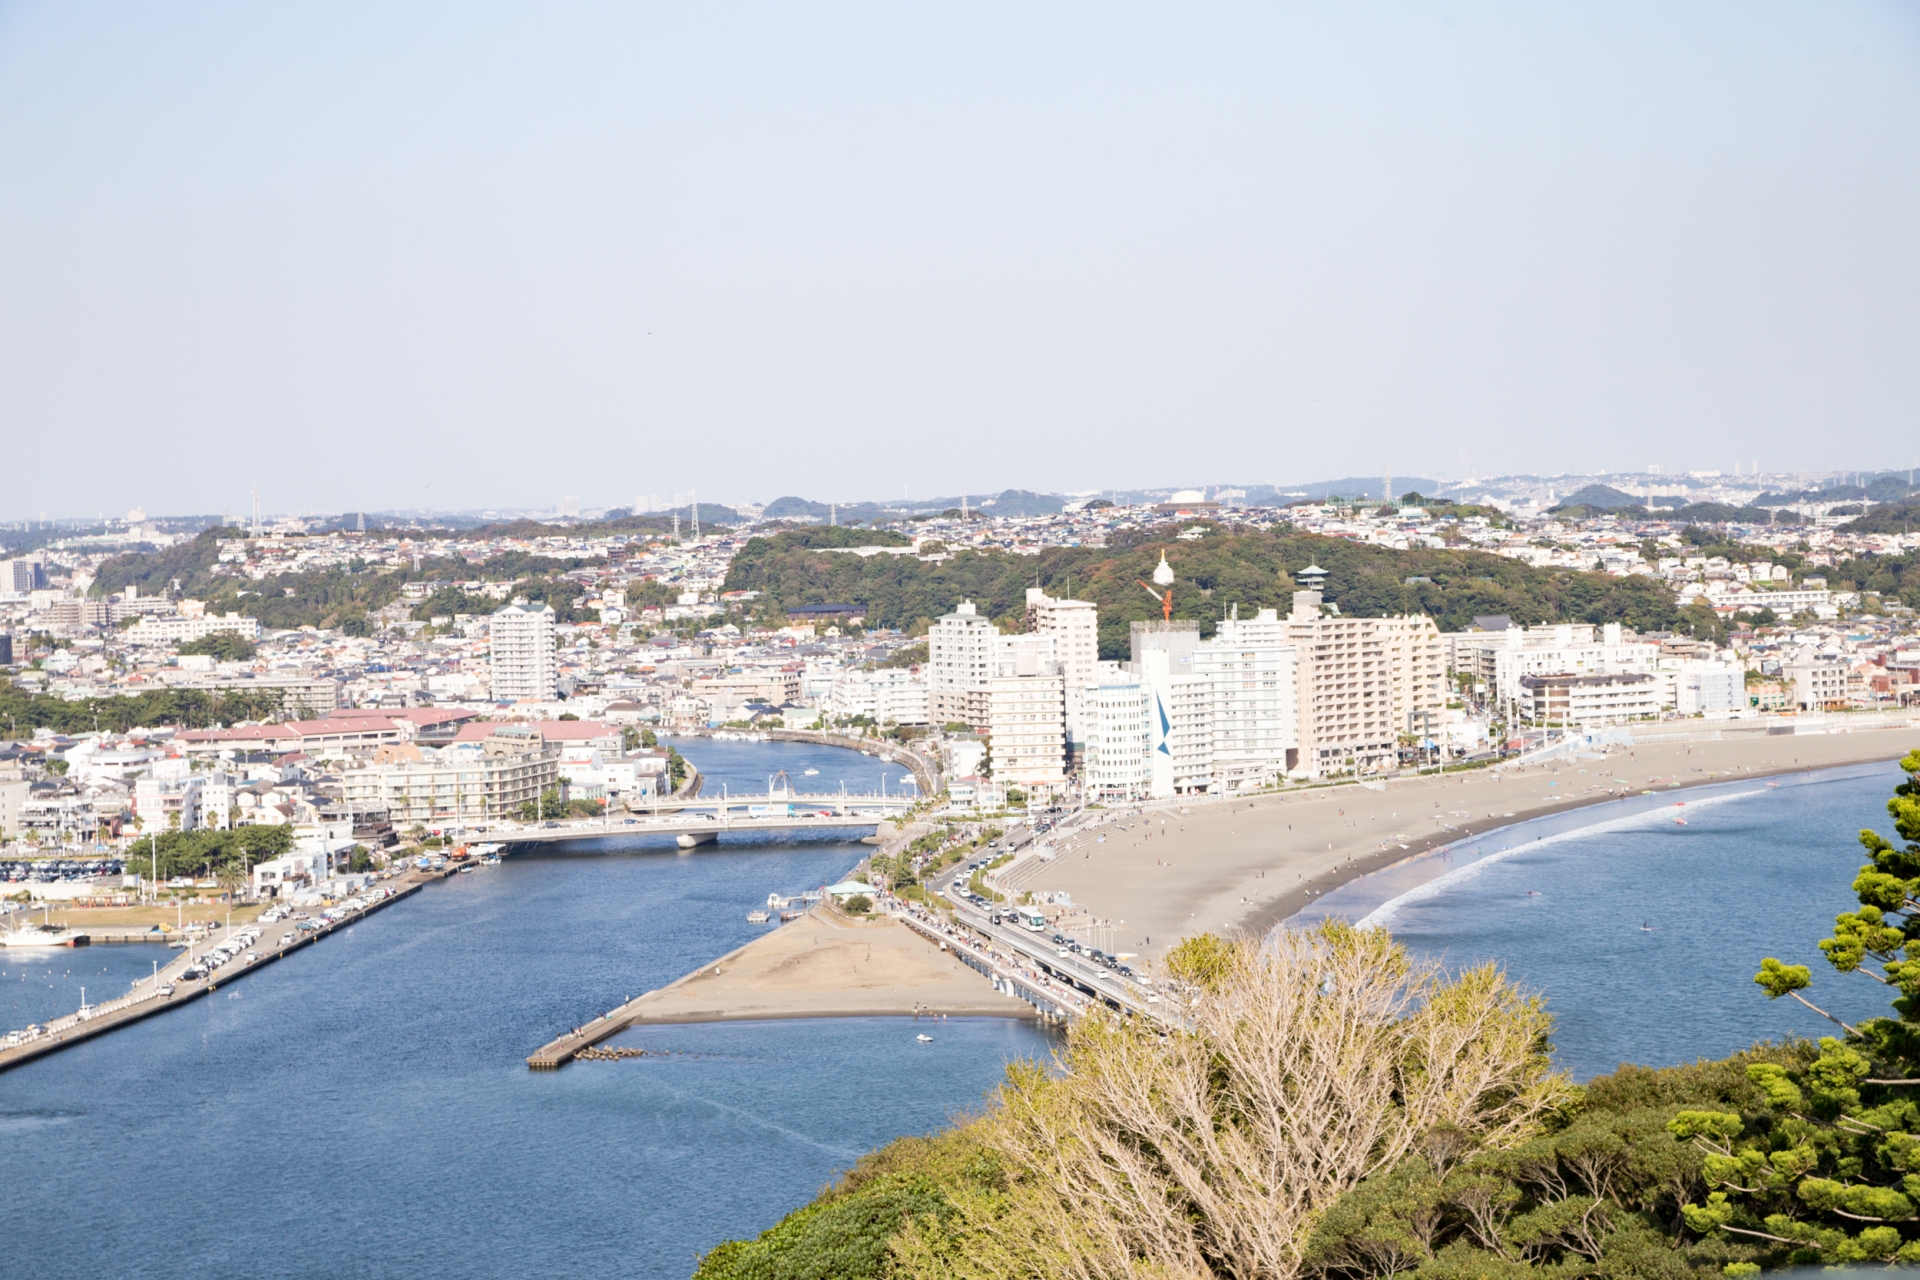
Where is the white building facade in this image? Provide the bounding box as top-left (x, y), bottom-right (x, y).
top-left (928, 600), bottom-right (997, 728)
top-left (488, 602), bottom-right (557, 702)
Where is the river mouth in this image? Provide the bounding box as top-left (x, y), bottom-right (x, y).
top-left (0, 739), bottom-right (1049, 1279)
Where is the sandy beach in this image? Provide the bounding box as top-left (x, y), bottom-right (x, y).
top-left (612, 906), bottom-right (1036, 1025)
top-left (1019, 726), bottom-right (1920, 970)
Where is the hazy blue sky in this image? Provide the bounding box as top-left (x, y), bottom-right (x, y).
top-left (2, 2), bottom-right (1916, 518)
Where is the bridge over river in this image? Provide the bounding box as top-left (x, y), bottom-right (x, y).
top-left (479, 787), bottom-right (918, 848)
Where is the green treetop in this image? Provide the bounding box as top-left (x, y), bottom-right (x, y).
top-left (1679, 749), bottom-right (1920, 1267)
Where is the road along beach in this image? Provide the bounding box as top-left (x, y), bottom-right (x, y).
top-left (1016, 725), bottom-right (1920, 967)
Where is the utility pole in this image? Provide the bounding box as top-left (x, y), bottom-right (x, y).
top-left (691, 489), bottom-right (699, 540)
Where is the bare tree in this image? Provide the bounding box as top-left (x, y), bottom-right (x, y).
top-left (897, 923), bottom-right (1568, 1280)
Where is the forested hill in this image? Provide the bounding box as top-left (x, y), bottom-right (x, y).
top-left (88, 528), bottom-right (612, 631)
top-left (724, 525), bottom-right (1709, 658)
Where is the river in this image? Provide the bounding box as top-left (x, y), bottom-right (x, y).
top-left (0, 736), bottom-right (1051, 1279)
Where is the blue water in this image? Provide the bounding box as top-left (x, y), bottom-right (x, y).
top-left (0, 739), bottom-right (1051, 1279)
top-left (1305, 761), bottom-right (1904, 1080)
top-left (2, 942), bottom-right (176, 1029)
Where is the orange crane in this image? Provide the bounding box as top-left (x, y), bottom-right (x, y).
top-left (1137, 578), bottom-right (1173, 622)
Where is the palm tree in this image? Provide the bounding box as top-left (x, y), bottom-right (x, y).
top-left (216, 863), bottom-right (247, 902)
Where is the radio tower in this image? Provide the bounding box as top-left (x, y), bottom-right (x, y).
top-left (691, 489), bottom-right (699, 539)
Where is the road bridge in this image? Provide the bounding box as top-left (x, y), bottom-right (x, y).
top-left (464, 788), bottom-right (917, 849)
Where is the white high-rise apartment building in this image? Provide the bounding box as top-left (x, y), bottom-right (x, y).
top-left (985, 630), bottom-right (1066, 789)
top-left (1286, 591), bottom-right (1401, 777)
top-left (489, 601), bottom-right (557, 702)
top-left (928, 600), bottom-right (997, 728)
top-left (1196, 607), bottom-right (1298, 791)
top-left (1026, 587), bottom-right (1099, 742)
top-left (1084, 666), bottom-right (1150, 801)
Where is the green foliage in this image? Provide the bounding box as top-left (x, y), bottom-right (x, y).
top-left (130, 825), bottom-right (294, 880)
top-left (1302, 1047), bottom-right (1805, 1278)
top-left (177, 632), bottom-right (257, 662)
top-left (695, 1127), bottom-right (997, 1280)
top-left (1827, 550), bottom-right (1920, 609)
top-left (0, 685), bottom-right (285, 735)
top-left (764, 527), bottom-right (912, 551)
top-left (724, 526), bottom-right (1703, 660)
top-left (1164, 931), bottom-right (1242, 991)
top-left (876, 642), bottom-right (928, 669)
top-left (843, 894), bottom-right (873, 915)
top-left (408, 585), bottom-right (498, 621)
top-left (1681, 750), bottom-right (1920, 1266)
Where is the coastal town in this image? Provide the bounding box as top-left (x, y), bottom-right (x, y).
top-left (1, 471), bottom-right (1918, 1059)
top-left (4, 473), bottom-right (1919, 873)
top-left (12, 3), bottom-right (1920, 1272)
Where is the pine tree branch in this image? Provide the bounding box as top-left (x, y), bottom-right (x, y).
top-left (1787, 989), bottom-right (1860, 1037)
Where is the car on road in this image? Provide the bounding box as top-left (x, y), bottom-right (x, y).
top-left (279, 933), bottom-right (294, 946)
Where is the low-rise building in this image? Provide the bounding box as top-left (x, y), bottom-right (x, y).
top-left (1519, 671), bottom-right (1662, 725)
top-left (342, 732), bottom-right (559, 824)
top-left (1785, 654), bottom-right (1851, 710)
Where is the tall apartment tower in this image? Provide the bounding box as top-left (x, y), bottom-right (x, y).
top-left (1024, 586), bottom-right (1099, 741)
top-left (489, 601), bottom-right (557, 702)
top-left (1286, 590), bottom-right (1441, 776)
top-left (928, 600), bottom-right (997, 728)
top-left (1200, 606), bottom-right (1299, 789)
top-left (986, 632), bottom-right (1067, 789)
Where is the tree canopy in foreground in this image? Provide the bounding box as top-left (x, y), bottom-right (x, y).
top-left (694, 756), bottom-right (1920, 1277)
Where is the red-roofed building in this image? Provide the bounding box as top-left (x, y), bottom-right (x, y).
top-left (178, 707), bottom-right (478, 757)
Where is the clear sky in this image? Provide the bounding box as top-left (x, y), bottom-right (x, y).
top-left (2, 2), bottom-right (1916, 518)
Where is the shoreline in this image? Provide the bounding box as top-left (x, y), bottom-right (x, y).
top-left (529, 905), bottom-right (1037, 1067)
top-left (1239, 736), bottom-right (1919, 937)
top-left (1020, 726), bottom-right (1920, 967)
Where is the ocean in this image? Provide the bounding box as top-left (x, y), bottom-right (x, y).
top-left (1294, 758), bottom-right (1904, 1080)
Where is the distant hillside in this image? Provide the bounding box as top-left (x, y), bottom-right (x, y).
top-left (977, 489), bottom-right (1064, 517)
top-left (1551, 484), bottom-right (1640, 511)
top-left (1757, 472), bottom-right (1918, 507)
top-left (761, 496), bottom-right (907, 523)
top-left (1273, 476), bottom-right (1445, 503)
top-left (1839, 499), bottom-right (1920, 535)
top-left (724, 523), bottom-right (1712, 658)
top-left (1548, 501), bottom-right (1794, 525)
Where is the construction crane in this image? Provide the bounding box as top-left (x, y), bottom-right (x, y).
top-left (1136, 551), bottom-right (1176, 622)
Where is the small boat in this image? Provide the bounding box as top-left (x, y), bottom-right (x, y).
top-left (803, 769), bottom-right (819, 776)
top-left (746, 909), bottom-right (771, 923)
top-left (1674, 819), bottom-right (1688, 826)
top-left (1524, 891), bottom-right (1541, 897)
top-left (1640, 922), bottom-right (1656, 932)
top-left (916, 1033), bottom-right (933, 1043)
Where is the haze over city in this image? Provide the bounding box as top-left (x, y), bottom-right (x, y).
top-left (3, 1), bottom-right (1917, 517)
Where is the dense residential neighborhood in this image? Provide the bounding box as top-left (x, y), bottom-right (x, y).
top-left (3, 474), bottom-right (1920, 886)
